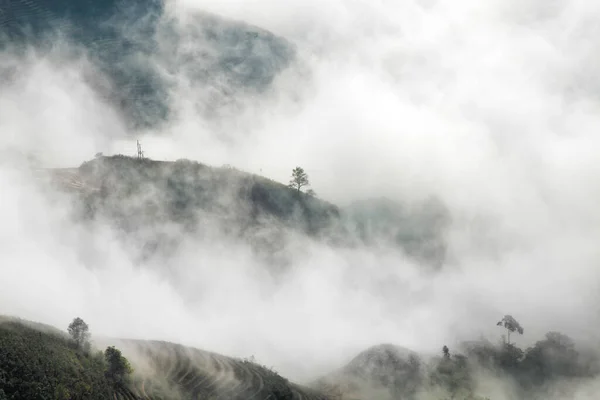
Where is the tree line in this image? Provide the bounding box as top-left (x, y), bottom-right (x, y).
top-left (67, 317), bottom-right (133, 386)
top-left (433, 314), bottom-right (594, 399)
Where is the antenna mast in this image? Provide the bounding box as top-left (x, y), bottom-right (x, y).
top-left (136, 140), bottom-right (145, 160)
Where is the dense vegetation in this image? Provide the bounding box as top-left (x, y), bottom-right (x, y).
top-left (315, 316), bottom-right (600, 400)
top-left (456, 332), bottom-right (599, 396)
top-left (0, 318), bottom-right (112, 399)
top-left (321, 338), bottom-right (593, 400)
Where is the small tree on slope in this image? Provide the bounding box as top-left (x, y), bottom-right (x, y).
top-left (289, 167), bottom-right (310, 194)
top-left (68, 317), bottom-right (91, 351)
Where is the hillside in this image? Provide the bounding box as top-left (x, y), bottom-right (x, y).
top-left (0, 318), bottom-right (113, 399)
top-left (77, 155), bottom-right (339, 232)
top-left (102, 339), bottom-right (329, 400)
top-left (0, 0), bottom-right (295, 128)
top-left (316, 337), bottom-right (600, 400)
top-left (0, 317), bottom-right (329, 400)
top-left (344, 197), bottom-right (449, 268)
top-left (33, 155), bottom-right (449, 267)
top-left (315, 344), bottom-right (424, 400)
top-left (73, 155), bottom-right (342, 267)
top-left (3, 315), bottom-right (600, 400)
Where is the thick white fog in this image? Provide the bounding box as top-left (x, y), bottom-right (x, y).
top-left (1, 0), bottom-right (600, 389)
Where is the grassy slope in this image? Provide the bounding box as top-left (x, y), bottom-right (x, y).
top-left (0, 317), bottom-right (329, 400)
top-left (75, 155), bottom-right (342, 239)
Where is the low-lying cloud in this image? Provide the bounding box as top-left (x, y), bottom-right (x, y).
top-left (1, 0), bottom-right (600, 390)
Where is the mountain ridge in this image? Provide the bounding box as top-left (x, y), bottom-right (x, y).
top-left (0, 0), bottom-right (296, 129)
top-left (30, 154), bottom-right (449, 268)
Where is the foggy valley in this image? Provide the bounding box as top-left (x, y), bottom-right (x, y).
top-left (1, 0), bottom-right (600, 399)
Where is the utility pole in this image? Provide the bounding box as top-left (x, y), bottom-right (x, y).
top-left (136, 140), bottom-right (145, 160)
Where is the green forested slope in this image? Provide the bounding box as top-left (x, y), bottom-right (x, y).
top-left (0, 318), bottom-right (111, 399)
top-left (0, 317), bottom-right (329, 400)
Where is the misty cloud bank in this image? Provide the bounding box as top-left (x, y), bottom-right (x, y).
top-left (1, 0), bottom-right (600, 395)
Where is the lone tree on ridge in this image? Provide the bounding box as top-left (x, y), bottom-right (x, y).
top-left (289, 167), bottom-right (310, 194)
top-left (496, 315), bottom-right (524, 345)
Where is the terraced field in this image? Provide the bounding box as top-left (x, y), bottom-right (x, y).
top-left (0, 316), bottom-right (334, 399)
top-left (110, 340), bottom-right (331, 400)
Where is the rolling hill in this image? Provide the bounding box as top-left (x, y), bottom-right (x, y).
top-left (0, 317), bottom-right (329, 400)
top-left (31, 154), bottom-right (449, 268)
top-left (102, 339), bottom-right (330, 400)
top-left (314, 344), bottom-right (424, 400)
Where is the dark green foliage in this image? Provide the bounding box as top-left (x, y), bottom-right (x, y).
top-left (429, 332), bottom-right (597, 400)
top-left (104, 346), bottom-right (133, 386)
top-left (519, 331), bottom-right (583, 387)
top-left (497, 343), bottom-right (524, 373)
top-left (0, 319), bottom-right (112, 399)
top-left (459, 330), bottom-right (596, 398)
top-left (463, 339), bottom-right (523, 374)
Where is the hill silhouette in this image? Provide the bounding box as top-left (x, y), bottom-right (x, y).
top-left (0, 0), bottom-right (295, 129)
top-left (315, 344), bottom-right (423, 400)
top-left (344, 197), bottom-right (449, 267)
